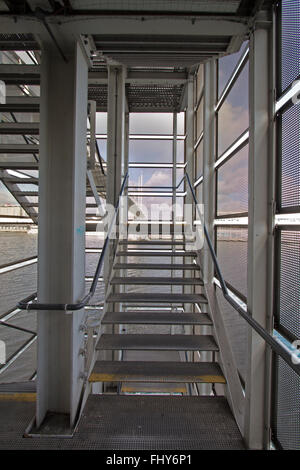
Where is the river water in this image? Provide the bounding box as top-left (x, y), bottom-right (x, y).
top-left (0, 232), bottom-right (248, 383)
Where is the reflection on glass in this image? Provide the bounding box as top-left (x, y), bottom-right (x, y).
top-left (217, 145), bottom-right (248, 216)
top-left (217, 62), bottom-right (249, 156)
top-left (216, 226), bottom-right (248, 298)
top-left (129, 139), bottom-right (172, 163)
top-left (130, 113), bottom-right (173, 134)
top-left (97, 139), bottom-right (107, 161)
top-left (218, 42), bottom-right (248, 96)
top-left (96, 112), bottom-right (107, 134)
top-left (129, 168), bottom-right (172, 187)
top-left (195, 140), bottom-right (203, 179)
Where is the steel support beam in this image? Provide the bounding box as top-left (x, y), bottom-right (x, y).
top-left (0, 16), bottom-right (249, 37)
top-left (36, 41), bottom-right (88, 430)
top-left (104, 65), bottom-right (126, 284)
top-left (203, 60), bottom-right (217, 283)
top-left (244, 25), bottom-right (273, 450)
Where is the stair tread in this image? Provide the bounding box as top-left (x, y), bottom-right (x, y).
top-left (96, 334), bottom-right (218, 351)
top-left (117, 251), bottom-right (197, 257)
top-left (120, 240), bottom-right (187, 245)
top-left (102, 311), bottom-right (212, 325)
top-left (114, 263), bottom-right (200, 270)
top-left (89, 361), bottom-right (225, 384)
top-left (107, 293), bottom-right (207, 303)
top-left (80, 395), bottom-right (245, 449)
top-left (110, 276), bottom-right (203, 285)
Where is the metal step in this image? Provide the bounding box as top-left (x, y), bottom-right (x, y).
top-left (117, 251), bottom-right (197, 257)
top-left (114, 263), bottom-right (200, 270)
top-left (110, 276), bottom-right (203, 286)
top-left (106, 293), bottom-right (207, 304)
top-left (119, 240), bottom-right (186, 246)
top-left (79, 395), bottom-right (245, 449)
top-left (96, 334), bottom-right (218, 351)
top-left (102, 311), bottom-right (212, 325)
top-left (89, 361), bottom-right (225, 384)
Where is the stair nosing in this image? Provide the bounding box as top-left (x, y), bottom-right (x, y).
top-left (89, 361), bottom-right (225, 384)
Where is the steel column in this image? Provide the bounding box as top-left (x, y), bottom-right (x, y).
top-left (203, 60), bottom-right (217, 284)
top-left (37, 42), bottom-right (88, 429)
top-left (244, 25), bottom-right (273, 449)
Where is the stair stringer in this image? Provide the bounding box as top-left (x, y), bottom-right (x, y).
top-left (204, 282), bottom-right (245, 435)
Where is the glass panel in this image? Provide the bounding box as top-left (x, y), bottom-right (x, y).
top-left (129, 167), bottom-right (172, 187)
top-left (195, 139), bottom-right (203, 179)
top-left (217, 62), bottom-right (249, 156)
top-left (129, 196), bottom-right (172, 221)
top-left (97, 139), bottom-right (107, 161)
top-left (129, 139), bottom-right (172, 163)
top-left (0, 231), bottom-right (37, 265)
top-left (177, 112), bottom-right (185, 136)
top-left (130, 113), bottom-right (173, 134)
top-left (96, 112), bottom-right (107, 134)
top-left (218, 42), bottom-right (248, 96)
top-left (0, 264), bottom-right (37, 317)
top-left (177, 140), bottom-right (184, 163)
top-left (196, 98), bottom-right (203, 141)
top-left (217, 145), bottom-right (248, 216)
top-left (216, 226), bottom-right (248, 298)
top-left (0, 181), bottom-right (16, 205)
top-left (216, 289), bottom-right (247, 380)
top-left (196, 65), bottom-right (204, 102)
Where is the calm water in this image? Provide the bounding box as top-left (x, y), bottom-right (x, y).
top-left (0, 232), bottom-right (248, 383)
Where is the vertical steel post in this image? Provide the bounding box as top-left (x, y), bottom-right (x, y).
top-left (104, 65), bottom-right (126, 285)
top-left (244, 23), bottom-right (273, 449)
top-left (203, 60), bottom-right (217, 284)
top-left (37, 42), bottom-right (88, 429)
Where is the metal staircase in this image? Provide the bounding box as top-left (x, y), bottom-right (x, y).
top-left (76, 232), bottom-right (245, 449)
top-left (90, 238), bottom-right (225, 389)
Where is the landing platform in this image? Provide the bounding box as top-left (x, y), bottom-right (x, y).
top-left (0, 395), bottom-right (245, 450)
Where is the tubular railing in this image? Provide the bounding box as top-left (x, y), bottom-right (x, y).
top-left (183, 171), bottom-right (300, 378)
top-left (17, 171), bottom-right (129, 312)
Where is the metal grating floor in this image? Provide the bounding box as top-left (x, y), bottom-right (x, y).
top-left (0, 396), bottom-right (245, 449)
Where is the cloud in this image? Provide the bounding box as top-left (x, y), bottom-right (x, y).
top-left (218, 101), bottom-right (249, 155)
top-left (217, 147), bottom-right (248, 213)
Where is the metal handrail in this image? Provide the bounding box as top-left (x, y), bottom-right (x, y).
top-left (17, 172), bottom-right (129, 312)
top-left (184, 172), bottom-right (300, 377)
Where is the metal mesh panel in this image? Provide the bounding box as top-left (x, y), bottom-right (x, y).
top-left (216, 226), bottom-right (248, 298)
top-left (272, 355), bottom-right (300, 450)
top-left (280, 0), bottom-right (300, 93)
top-left (280, 103), bottom-right (300, 210)
top-left (216, 289), bottom-right (247, 380)
top-left (217, 145), bottom-right (248, 216)
top-left (277, 230), bottom-right (300, 339)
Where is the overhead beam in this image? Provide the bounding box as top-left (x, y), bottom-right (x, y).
top-left (0, 16), bottom-right (249, 37)
top-left (0, 65), bottom-right (187, 85)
